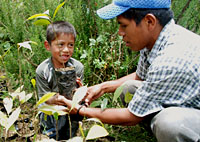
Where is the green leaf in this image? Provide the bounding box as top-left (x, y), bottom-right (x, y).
top-left (113, 85), bottom-right (125, 103)
top-left (3, 97), bottom-right (13, 115)
top-left (33, 19), bottom-right (51, 26)
top-left (86, 125), bottom-right (109, 140)
top-left (7, 107), bottom-right (21, 132)
top-left (36, 92), bottom-right (56, 107)
top-left (71, 86), bottom-right (87, 111)
top-left (53, 112), bottom-right (59, 120)
top-left (101, 98), bottom-right (108, 111)
top-left (90, 100), bottom-right (102, 108)
top-left (27, 14), bottom-right (50, 20)
top-left (125, 92), bottom-right (133, 103)
top-left (53, 1), bottom-right (66, 19)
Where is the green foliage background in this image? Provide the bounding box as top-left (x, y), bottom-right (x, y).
top-left (0, 0), bottom-right (200, 141)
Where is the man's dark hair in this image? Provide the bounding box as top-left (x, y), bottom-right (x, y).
top-left (121, 8), bottom-right (174, 27)
top-left (46, 21), bottom-right (76, 45)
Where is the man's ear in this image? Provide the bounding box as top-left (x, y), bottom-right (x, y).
top-left (44, 40), bottom-right (51, 51)
top-left (144, 14), bottom-right (157, 31)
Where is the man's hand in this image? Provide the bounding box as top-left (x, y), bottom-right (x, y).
top-left (84, 84), bottom-right (105, 105)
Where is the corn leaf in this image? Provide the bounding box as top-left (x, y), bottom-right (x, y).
top-left (53, 1), bottom-right (66, 19)
top-left (71, 86), bottom-right (87, 111)
top-left (36, 92), bottom-right (56, 107)
top-left (86, 125), bottom-right (109, 140)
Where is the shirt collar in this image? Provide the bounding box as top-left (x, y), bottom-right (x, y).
top-left (146, 19), bottom-right (175, 64)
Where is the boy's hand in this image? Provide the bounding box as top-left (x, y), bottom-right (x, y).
top-left (46, 93), bottom-right (67, 106)
top-left (76, 77), bottom-right (83, 87)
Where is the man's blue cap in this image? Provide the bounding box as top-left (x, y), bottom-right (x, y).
top-left (97, 0), bottom-right (171, 20)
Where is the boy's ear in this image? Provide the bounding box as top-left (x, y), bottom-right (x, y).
top-left (44, 40), bottom-right (51, 51)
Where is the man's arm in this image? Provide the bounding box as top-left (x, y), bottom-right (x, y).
top-left (79, 107), bottom-right (144, 125)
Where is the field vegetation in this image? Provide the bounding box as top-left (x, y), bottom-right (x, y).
top-left (0, 0), bottom-right (200, 141)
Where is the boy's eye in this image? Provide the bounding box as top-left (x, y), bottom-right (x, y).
top-left (68, 43), bottom-right (74, 47)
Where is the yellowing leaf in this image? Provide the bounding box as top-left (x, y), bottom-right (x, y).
top-left (39, 104), bottom-right (68, 116)
top-left (86, 125), bottom-right (109, 140)
top-left (3, 97), bottom-right (13, 115)
top-left (31, 79), bottom-right (36, 88)
top-left (36, 92), bottom-right (56, 107)
top-left (53, 1), bottom-right (66, 19)
top-left (27, 14), bottom-right (49, 20)
top-left (71, 86), bottom-right (87, 111)
top-left (7, 107), bottom-right (21, 132)
top-left (34, 19), bottom-right (51, 26)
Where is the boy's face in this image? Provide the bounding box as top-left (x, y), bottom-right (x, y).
top-left (45, 33), bottom-right (75, 68)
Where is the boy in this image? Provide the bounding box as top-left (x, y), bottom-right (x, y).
top-left (36, 21), bottom-right (84, 140)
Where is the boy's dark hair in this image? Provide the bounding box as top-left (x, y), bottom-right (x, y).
top-left (46, 21), bottom-right (77, 45)
top-left (121, 8), bottom-right (174, 27)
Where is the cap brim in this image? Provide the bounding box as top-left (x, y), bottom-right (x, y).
top-left (97, 3), bottom-right (130, 20)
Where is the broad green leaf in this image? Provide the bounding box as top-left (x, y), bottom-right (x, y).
top-left (113, 85), bottom-right (125, 103)
top-left (38, 104), bottom-right (68, 116)
top-left (53, 1), bottom-right (66, 19)
top-left (0, 111), bottom-right (8, 128)
top-left (34, 19), bottom-right (51, 26)
top-left (125, 92), bottom-right (133, 103)
top-left (66, 136), bottom-right (83, 142)
top-left (3, 97), bottom-right (13, 115)
top-left (90, 100), bottom-right (102, 108)
top-left (86, 125), bottom-right (109, 140)
top-left (86, 118), bottom-right (103, 126)
top-left (27, 14), bottom-right (49, 20)
top-left (101, 98), bottom-right (108, 111)
top-left (36, 92), bottom-right (56, 107)
top-left (71, 86), bottom-right (87, 110)
top-left (7, 107), bottom-right (21, 132)
top-left (31, 79), bottom-right (36, 88)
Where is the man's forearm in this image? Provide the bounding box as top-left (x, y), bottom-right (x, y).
top-left (79, 107), bottom-right (144, 125)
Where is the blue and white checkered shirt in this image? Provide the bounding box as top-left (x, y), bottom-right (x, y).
top-left (128, 19), bottom-right (200, 117)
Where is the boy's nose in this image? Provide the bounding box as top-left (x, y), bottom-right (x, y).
top-left (62, 46), bottom-right (69, 52)
top-left (118, 28), bottom-right (125, 37)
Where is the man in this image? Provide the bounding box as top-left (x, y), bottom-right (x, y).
top-left (59, 0), bottom-right (200, 141)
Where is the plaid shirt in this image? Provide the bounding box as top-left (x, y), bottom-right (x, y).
top-left (128, 19), bottom-right (200, 117)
